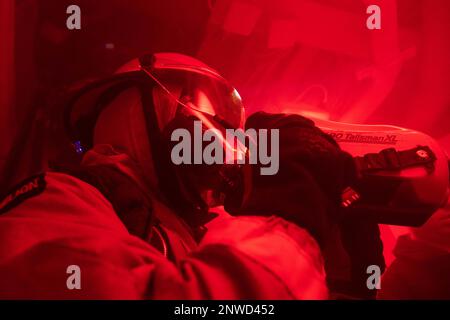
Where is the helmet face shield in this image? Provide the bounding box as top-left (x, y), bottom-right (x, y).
top-left (63, 53), bottom-right (246, 217)
top-left (143, 67), bottom-right (245, 131)
top-left (65, 52), bottom-right (245, 163)
top-left (142, 57), bottom-right (246, 166)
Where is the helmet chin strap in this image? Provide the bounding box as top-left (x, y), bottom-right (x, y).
top-left (138, 78), bottom-right (212, 237)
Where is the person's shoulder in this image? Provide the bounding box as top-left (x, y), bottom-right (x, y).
top-left (0, 173), bottom-right (48, 215)
top-left (0, 172), bottom-right (110, 212)
top-left (0, 171), bottom-right (121, 229)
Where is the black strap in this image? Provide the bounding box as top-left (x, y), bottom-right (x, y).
top-left (355, 145), bottom-right (436, 174)
top-left (0, 173), bottom-right (47, 215)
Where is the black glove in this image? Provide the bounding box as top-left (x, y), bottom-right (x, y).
top-left (224, 111), bottom-right (356, 248)
top-left (224, 111), bottom-right (385, 299)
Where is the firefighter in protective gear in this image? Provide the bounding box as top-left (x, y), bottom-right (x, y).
top-left (0, 53), bottom-right (354, 299)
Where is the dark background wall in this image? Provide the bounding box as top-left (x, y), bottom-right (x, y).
top-left (2, 0), bottom-right (212, 195)
top-left (0, 0), bottom-right (15, 189)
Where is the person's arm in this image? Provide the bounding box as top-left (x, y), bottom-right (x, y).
top-left (0, 172), bottom-right (327, 299)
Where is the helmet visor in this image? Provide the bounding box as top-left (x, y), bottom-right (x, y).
top-left (143, 66), bottom-right (245, 130)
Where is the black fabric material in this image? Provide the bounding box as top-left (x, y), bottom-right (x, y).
top-left (355, 145), bottom-right (437, 174)
top-left (0, 173), bottom-right (47, 215)
top-left (225, 112), bottom-right (385, 299)
top-left (336, 220), bottom-right (386, 299)
top-left (225, 112), bottom-right (356, 248)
